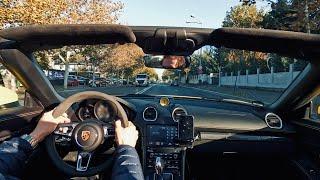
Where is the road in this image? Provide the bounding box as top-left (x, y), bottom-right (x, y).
top-left (58, 84), bottom-right (250, 101)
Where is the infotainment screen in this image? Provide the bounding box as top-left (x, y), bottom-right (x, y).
top-left (147, 125), bottom-right (178, 146)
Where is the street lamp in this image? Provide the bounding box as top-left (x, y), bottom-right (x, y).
top-left (185, 15), bottom-right (202, 25)
top-left (185, 21), bottom-right (202, 25)
top-left (185, 15), bottom-right (203, 74)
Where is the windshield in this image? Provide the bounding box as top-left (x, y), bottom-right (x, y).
top-left (35, 44), bottom-right (307, 105)
top-left (17, 0), bottom-right (313, 105)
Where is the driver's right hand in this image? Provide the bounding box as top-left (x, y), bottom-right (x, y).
top-left (115, 120), bottom-right (139, 147)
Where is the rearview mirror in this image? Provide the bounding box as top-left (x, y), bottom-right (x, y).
top-left (144, 55), bottom-right (189, 69)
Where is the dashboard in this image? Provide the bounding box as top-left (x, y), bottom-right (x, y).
top-left (72, 95), bottom-right (296, 180)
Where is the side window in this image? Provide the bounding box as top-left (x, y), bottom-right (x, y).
top-left (0, 64), bottom-right (25, 109)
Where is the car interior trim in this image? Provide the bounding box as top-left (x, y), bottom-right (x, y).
top-left (265, 112), bottom-right (283, 129)
top-left (142, 106), bottom-right (158, 121)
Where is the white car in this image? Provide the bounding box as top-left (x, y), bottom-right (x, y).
top-left (135, 74), bottom-right (149, 87)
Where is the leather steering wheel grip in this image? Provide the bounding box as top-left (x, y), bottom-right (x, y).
top-left (52, 91), bottom-right (129, 127)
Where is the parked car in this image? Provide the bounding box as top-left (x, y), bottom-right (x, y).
top-left (68, 75), bottom-right (88, 86)
top-left (77, 76), bottom-right (88, 86)
top-left (89, 77), bottom-right (107, 87)
top-left (67, 77), bottom-right (79, 86)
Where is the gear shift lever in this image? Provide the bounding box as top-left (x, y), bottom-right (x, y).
top-left (155, 157), bottom-right (165, 180)
top-left (155, 156), bottom-right (164, 175)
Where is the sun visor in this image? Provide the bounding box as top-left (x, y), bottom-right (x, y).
top-left (0, 24), bottom-right (136, 51)
top-left (210, 27), bottom-right (320, 60)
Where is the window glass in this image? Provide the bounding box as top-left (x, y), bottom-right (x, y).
top-left (0, 64), bottom-right (25, 108)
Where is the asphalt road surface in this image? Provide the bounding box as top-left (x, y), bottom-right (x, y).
top-left (58, 84), bottom-right (249, 101)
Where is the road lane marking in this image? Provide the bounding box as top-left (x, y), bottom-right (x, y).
top-left (136, 84), bottom-right (156, 94)
top-left (58, 88), bottom-right (92, 93)
top-left (180, 85), bottom-right (244, 99)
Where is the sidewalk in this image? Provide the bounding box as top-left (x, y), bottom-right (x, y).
top-left (182, 84), bottom-right (283, 104)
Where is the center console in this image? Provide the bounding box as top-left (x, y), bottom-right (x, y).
top-left (144, 115), bottom-right (194, 180)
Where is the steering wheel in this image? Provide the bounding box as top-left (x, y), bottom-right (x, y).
top-left (45, 91), bottom-right (129, 177)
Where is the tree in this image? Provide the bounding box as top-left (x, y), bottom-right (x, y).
top-left (262, 0), bottom-right (300, 31)
top-left (240, 0), bottom-right (257, 6)
top-left (102, 44), bottom-right (144, 79)
top-left (162, 70), bottom-right (177, 82)
top-left (189, 47), bottom-right (220, 76)
top-left (0, 0), bottom-right (123, 27)
top-left (223, 4), bottom-right (264, 28)
top-left (1, 0), bottom-right (124, 88)
top-left (218, 4), bottom-right (268, 74)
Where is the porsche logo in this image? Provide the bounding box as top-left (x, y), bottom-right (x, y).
top-left (81, 131), bottom-right (91, 141)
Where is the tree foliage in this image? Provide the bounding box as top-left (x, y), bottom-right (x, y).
top-left (263, 0), bottom-right (320, 33)
top-left (162, 70), bottom-right (176, 81)
top-left (0, 0), bottom-right (154, 87)
top-left (103, 43), bottom-right (145, 78)
top-left (0, 0), bottom-right (123, 28)
top-left (217, 4), bottom-right (269, 74)
top-left (223, 4), bottom-right (264, 28)
top-left (188, 1), bottom-right (312, 77)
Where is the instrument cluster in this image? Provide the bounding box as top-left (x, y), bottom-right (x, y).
top-left (77, 99), bottom-right (117, 123)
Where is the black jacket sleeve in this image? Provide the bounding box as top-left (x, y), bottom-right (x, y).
top-left (0, 137), bottom-right (33, 178)
top-left (112, 145), bottom-right (144, 180)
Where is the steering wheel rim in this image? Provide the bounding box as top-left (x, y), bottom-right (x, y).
top-left (45, 91), bottom-right (129, 177)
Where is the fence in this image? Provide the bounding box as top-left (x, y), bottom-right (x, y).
top-left (184, 64), bottom-right (301, 89)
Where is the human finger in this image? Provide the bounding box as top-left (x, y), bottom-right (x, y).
top-left (115, 120), bottom-right (122, 128)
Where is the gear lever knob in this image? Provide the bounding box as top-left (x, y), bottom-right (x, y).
top-left (155, 156), bottom-right (164, 175)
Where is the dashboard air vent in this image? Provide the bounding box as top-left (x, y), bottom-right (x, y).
top-left (265, 113), bottom-right (283, 129)
top-left (143, 107), bottom-right (158, 121)
top-left (172, 108), bottom-right (187, 122)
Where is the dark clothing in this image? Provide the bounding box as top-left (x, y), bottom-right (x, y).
top-left (112, 145), bottom-right (144, 180)
top-left (0, 138), bottom-right (143, 180)
top-left (0, 138), bottom-right (33, 180)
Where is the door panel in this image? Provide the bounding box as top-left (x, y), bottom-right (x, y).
top-left (293, 120), bottom-right (320, 150)
top-left (0, 93), bottom-right (43, 140)
top-left (292, 119), bottom-right (320, 179)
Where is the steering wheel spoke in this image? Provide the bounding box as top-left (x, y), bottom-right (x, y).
top-left (54, 122), bottom-right (78, 137)
top-left (102, 124), bottom-right (115, 138)
top-left (76, 151), bottom-right (93, 172)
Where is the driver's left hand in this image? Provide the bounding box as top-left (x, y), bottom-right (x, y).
top-left (30, 110), bottom-right (70, 143)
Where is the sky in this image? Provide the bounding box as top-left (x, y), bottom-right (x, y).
top-left (119, 0), bottom-right (270, 28)
top-left (118, 0), bottom-right (270, 79)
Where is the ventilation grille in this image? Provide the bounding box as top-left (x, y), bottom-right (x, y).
top-left (143, 107), bottom-right (157, 121)
top-left (172, 108), bottom-right (187, 122)
top-left (265, 113), bottom-right (283, 129)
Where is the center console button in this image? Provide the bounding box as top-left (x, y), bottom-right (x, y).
top-left (173, 154), bottom-right (178, 159)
